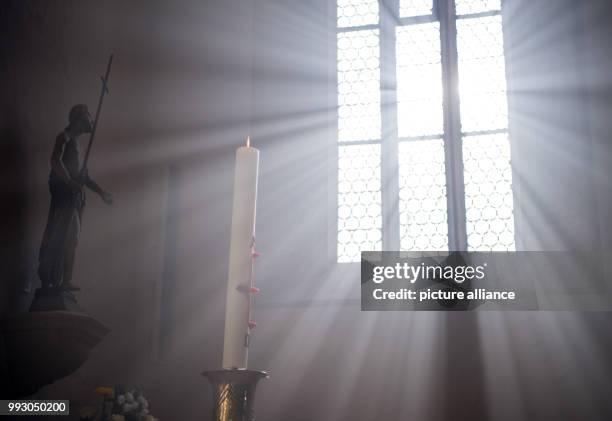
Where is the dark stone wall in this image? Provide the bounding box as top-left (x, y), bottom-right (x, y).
top-left (506, 0), bottom-right (601, 251)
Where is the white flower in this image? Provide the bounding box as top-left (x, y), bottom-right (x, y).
top-left (117, 395), bottom-right (126, 405)
top-left (125, 392), bottom-right (135, 403)
top-left (123, 402), bottom-right (138, 412)
top-left (137, 396), bottom-right (148, 408)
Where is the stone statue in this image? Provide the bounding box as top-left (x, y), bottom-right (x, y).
top-left (37, 104), bottom-right (113, 291)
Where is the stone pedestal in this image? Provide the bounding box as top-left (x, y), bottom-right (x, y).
top-left (29, 287), bottom-right (81, 312)
top-left (0, 311), bottom-right (110, 397)
top-left (202, 369), bottom-right (268, 421)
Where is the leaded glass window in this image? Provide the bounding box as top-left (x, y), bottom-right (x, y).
top-left (336, 0), bottom-right (515, 262)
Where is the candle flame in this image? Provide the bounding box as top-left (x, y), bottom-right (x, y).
top-left (246, 136), bottom-right (251, 147)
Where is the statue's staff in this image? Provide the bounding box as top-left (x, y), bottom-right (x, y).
top-left (79, 53), bottom-right (114, 181)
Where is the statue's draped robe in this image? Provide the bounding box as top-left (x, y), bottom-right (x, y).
top-left (38, 132), bottom-right (85, 287)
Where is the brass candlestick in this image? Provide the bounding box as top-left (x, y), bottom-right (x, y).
top-left (202, 368), bottom-right (268, 421)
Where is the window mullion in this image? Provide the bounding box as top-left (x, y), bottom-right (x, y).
top-left (380, 0), bottom-right (400, 251)
top-left (438, 0), bottom-right (468, 251)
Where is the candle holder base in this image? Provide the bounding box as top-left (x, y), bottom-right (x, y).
top-left (202, 368), bottom-right (268, 421)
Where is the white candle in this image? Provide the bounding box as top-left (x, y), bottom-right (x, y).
top-left (222, 136), bottom-right (259, 369)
